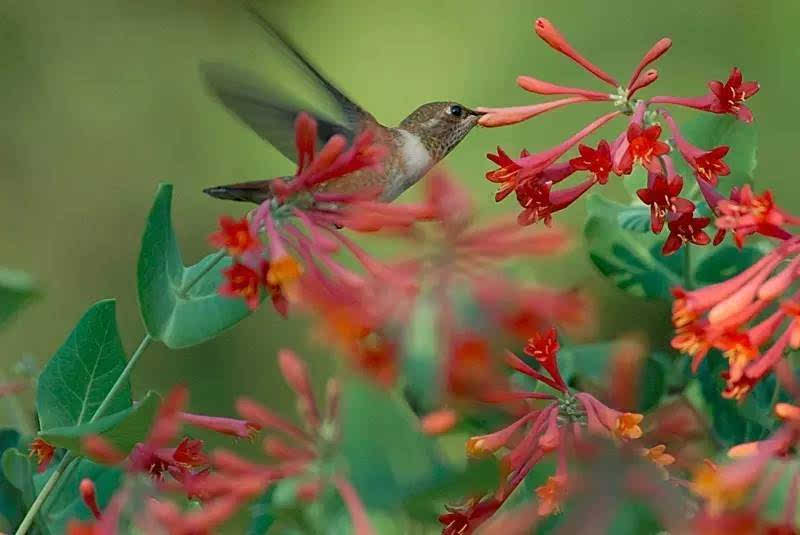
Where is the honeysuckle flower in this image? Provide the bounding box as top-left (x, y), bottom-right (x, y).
top-left (477, 17), bottom-right (758, 252)
top-left (569, 140), bottom-right (613, 184)
top-left (80, 478), bottom-right (102, 519)
top-left (716, 185), bottom-right (799, 247)
top-left (671, 236), bottom-right (800, 396)
top-left (662, 210), bottom-right (711, 255)
top-left (651, 67), bottom-right (760, 123)
top-left (29, 437), bottom-right (55, 473)
top-left (661, 111), bottom-right (730, 186)
top-left (178, 412), bottom-right (261, 440)
top-left (532, 17), bottom-right (618, 87)
top-left (636, 172), bottom-right (694, 233)
top-left (209, 216), bottom-right (261, 257)
top-left (535, 474), bottom-right (568, 516)
top-left (640, 444), bottom-right (675, 479)
top-left (618, 122), bottom-right (670, 175)
top-left (219, 261), bottom-right (263, 311)
top-left (452, 330), bottom-right (642, 530)
top-left (158, 350), bottom-right (376, 535)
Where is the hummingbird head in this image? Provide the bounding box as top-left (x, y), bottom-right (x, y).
top-left (398, 102), bottom-right (483, 161)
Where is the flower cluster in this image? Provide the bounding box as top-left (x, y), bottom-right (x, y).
top-left (690, 402), bottom-right (800, 533)
top-left (146, 350), bottom-right (372, 535)
top-left (440, 329), bottom-right (648, 533)
top-left (480, 18), bottom-right (759, 255)
top-left (671, 228), bottom-right (800, 398)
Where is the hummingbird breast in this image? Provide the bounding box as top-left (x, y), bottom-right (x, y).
top-left (315, 127), bottom-right (434, 202)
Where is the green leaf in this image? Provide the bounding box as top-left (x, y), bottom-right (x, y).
top-left (584, 194), bottom-right (684, 300)
top-left (696, 352), bottom-right (771, 446)
top-left (36, 300), bottom-right (131, 432)
top-left (340, 380), bottom-right (497, 511)
top-left (137, 183), bottom-right (258, 348)
top-left (39, 390), bottom-right (160, 454)
top-left (34, 459), bottom-right (122, 535)
top-left (0, 431), bottom-right (25, 529)
top-left (247, 488), bottom-right (277, 535)
top-left (672, 114), bottom-right (757, 203)
top-left (1, 449), bottom-right (35, 507)
top-left (694, 244), bottom-right (764, 286)
top-left (617, 204), bottom-right (651, 233)
top-left (0, 268), bottom-right (37, 329)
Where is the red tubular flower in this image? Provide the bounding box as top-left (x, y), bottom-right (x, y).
top-left (29, 438), bottom-right (55, 473)
top-left (618, 122), bottom-right (671, 174)
top-left (477, 97), bottom-right (591, 128)
top-left (627, 38), bottom-right (672, 91)
top-left (209, 216), bottom-right (261, 257)
top-left (651, 67), bottom-right (760, 123)
top-left (671, 238), bottom-right (800, 394)
top-left (219, 262), bottom-right (262, 311)
top-left (662, 210), bottom-right (711, 255)
top-left (707, 67), bottom-right (761, 122)
top-left (533, 18), bottom-right (619, 87)
top-left (179, 412), bottom-right (261, 440)
top-left (569, 140), bottom-right (613, 184)
top-left (516, 178), bottom-right (596, 227)
top-left (516, 76), bottom-right (612, 100)
top-left (636, 172), bottom-right (694, 233)
top-left (716, 185), bottom-right (799, 247)
top-left (661, 111), bottom-right (730, 186)
top-left (79, 478), bottom-right (102, 520)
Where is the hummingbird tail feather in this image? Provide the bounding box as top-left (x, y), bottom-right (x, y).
top-left (203, 180), bottom-right (273, 204)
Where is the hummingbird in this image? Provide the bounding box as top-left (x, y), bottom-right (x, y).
top-left (202, 10), bottom-right (483, 204)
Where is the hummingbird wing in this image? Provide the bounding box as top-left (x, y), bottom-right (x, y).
top-left (200, 7), bottom-right (375, 164)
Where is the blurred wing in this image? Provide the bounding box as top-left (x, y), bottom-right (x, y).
top-left (201, 62), bottom-right (353, 163)
top-left (201, 7), bottom-right (375, 164)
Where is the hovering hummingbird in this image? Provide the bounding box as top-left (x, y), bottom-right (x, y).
top-left (202, 10), bottom-right (483, 204)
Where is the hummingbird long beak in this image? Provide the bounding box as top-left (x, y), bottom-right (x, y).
top-left (465, 107), bottom-right (486, 116)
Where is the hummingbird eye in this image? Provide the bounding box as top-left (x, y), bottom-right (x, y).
top-left (448, 104), bottom-right (463, 118)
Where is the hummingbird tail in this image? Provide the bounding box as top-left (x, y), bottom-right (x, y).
top-left (203, 180), bottom-right (274, 204)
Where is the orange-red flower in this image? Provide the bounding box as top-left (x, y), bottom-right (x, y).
top-left (209, 216), bottom-right (260, 256)
top-left (29, 437), bottom-right (55, 473)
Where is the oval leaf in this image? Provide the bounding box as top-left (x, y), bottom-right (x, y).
top-left (137, 183), bottom-right (258, 348)
top-left (584, 194), bottom-right (684, 300)
top-left (36, 300), bottom-right (132, 432)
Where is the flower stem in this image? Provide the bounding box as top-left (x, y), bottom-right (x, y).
top-left (683, 245), bottom-right (694, 290)
top-left (14, 453), bottom-right (75, 535)
top-left (92, 334), bottom-right (153, 422)
top-left (177, 249), bottom-right (226, 298)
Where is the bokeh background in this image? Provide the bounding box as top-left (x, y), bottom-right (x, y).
top-left (0, 0), bottom-right (796, 531)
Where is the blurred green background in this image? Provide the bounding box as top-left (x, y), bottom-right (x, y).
top-left (0, 0), bottom-right (794, 531)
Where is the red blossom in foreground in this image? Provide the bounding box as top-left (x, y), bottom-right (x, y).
top-left (441, 329), bottom-right (644, 532)
top-left (144, 350), bottom-right (374, 535)
top-left (690, 403), bottom-right (800, 531)
top-left (671, 236), bottom-right (800, 397)
top-left (29, 437), bottom-right (55, 473)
